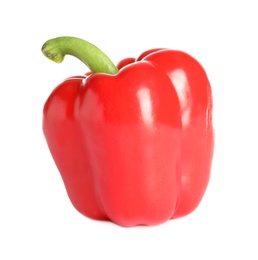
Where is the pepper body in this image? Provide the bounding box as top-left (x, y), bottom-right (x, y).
top-left (42, 38), bottom-right (214, 227)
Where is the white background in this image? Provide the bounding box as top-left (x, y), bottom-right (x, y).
top-left (1, 0), bottom-right (257, 259)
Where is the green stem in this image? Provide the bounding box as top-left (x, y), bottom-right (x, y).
top-left (41, 36), bottom-right (119, 74)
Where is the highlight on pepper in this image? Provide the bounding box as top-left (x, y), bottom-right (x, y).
top-left (42, 36), bottom-right (214, 227)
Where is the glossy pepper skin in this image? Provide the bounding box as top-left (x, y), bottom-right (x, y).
top-left (42, 37), bottom-right (214, 227)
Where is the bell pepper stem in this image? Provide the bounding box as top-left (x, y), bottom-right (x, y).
top-left (41, 36), bottom-right (119, 75)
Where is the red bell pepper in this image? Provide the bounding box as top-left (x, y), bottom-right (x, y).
top-left (42, 36), bottom-right (214, 227)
